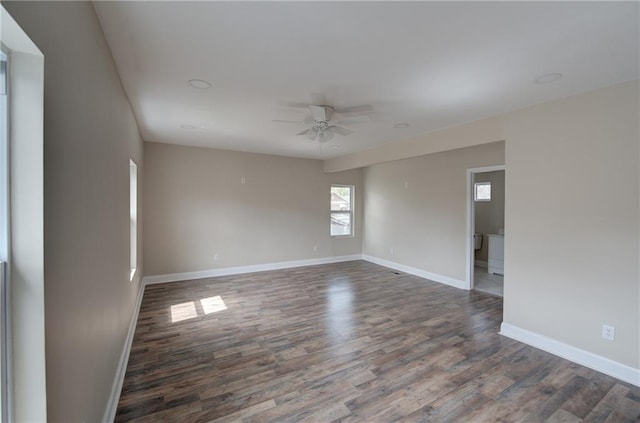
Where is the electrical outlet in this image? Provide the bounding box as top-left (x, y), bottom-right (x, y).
top-left (390, 247), bottom-right (395, 256)
top-left (404, 181), bottom-right (409, 190)
top-left (313, 245), bottom-right (318, 252)
top-left (240, 176), bottom-right (246, 184)
top-left (602, 324), bottom-right (615, 341)
top-left (213, 253), bottom-right (219, 262)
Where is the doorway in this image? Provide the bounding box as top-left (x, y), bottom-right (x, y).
top-left (466, 165), bottom-right (505, 296)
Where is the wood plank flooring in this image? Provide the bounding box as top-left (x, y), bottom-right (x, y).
top-left (116, 261), bottom-right (640, 422)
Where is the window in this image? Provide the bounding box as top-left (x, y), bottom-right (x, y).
top-left (474, 181), bottom-right (491, 202)
top-left (1, 8), bottom-right (47, 419)
top-left (129, 160), bottom-right (137, 280)
top-left (331, 185), bottom-right (353, 237)
top-left (0, 52), bottom-right (9, 262)
top-left (0, 50), bottom-right (8, 423)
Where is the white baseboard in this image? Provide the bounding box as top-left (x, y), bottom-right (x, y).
top-left (142, 254), bottom-right (363, 285)
top-left (474, 260), bottom-right (488, 268)
top-left (362, 254), bottom-right (467, 290)
top-left (500, 322), bottom-right (640, 387)
top-left (143, 253), bottom-right (469, 290)
top-left (102, 280), bottom-right (146, 423)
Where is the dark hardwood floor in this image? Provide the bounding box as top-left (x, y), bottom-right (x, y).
top-left (116, 261), bottom-right (640, 422)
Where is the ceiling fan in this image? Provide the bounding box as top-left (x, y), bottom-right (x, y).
top-left (274, 104), bottom-right (371, 143)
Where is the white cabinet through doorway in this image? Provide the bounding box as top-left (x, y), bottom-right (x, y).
top-left (488, 235), bottom-right (504, 275)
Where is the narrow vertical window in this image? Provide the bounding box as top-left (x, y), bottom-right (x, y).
top-left (330, 185), bottom-right (354, 237)
top-left (0, 53), bottom-right (9, 261)
top-left (129, 160), bottom-right (137, 280)
top-left (0, 50), bottom-right (9, 422)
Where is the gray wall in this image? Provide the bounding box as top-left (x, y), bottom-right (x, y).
top-left (4, 2), bottom-right (144, 422)
top-left (363, 142), bottom-right (505, 283)
top-left (336, 79), bottom-right (640, 372)
top-left (144, 142), bottom-right (362, 276)
top-left (502, 80), bottom-right (639, 368)
top-left (3, 4), bottom-right (639, 420)
top-left (474, 170), bottom-right (505, 262)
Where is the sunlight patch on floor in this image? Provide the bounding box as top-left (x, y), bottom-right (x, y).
top-left (170, 295), bottom-right (227, 323)
top-left (200, 295), bottom-right (227, 314)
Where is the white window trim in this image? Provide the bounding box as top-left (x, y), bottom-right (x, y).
top-left (330, 184), bottom-right (354, 237)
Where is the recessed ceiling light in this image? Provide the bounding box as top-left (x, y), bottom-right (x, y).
top-left (180, 124), bottom-right (196, 130)
top-left (534, 73), bottom-right (563, 84)
top-left (394, 123), bottom-right (410, 129)
top-left (329, 145), bottom-right (341, 149)
top-left (188, 79), bottom-right (212, 89)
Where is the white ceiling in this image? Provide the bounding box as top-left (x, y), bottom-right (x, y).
top-left (94, 1), bottom-right (639, 160)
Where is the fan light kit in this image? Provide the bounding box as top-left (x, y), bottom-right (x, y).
top-left (298, 106), bottom-right (350, 143)
top-left (273, 103), bottom-right (371, 144)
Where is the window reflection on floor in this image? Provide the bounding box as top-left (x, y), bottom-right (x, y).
top-left (326, 278), bottom-right (355, 348)
top-left (200, 295), bottom-right (227, 314)
top-left (170, 295), bottom-right (227, 323)
top-left (170, 302), bottom-right (198, 323)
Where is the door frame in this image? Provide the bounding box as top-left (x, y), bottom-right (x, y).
top-left (465, 165), bottom-right (506, 290)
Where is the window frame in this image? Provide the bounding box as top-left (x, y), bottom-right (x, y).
top-left (129, 159), bottom-right (137, 281)
top-left (330, 184), bottom-right (354, 237)
top-left (1, 9), bottom-right (47, 419)
top-left (0, 48), bottom-right (9, 423)
top-left (474, 181), bottom-right (492, 202)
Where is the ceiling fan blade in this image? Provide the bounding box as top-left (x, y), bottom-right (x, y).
top-left (334, 115), bottom-right (370, 126)
top-left (334, 104), bottom-right (374, 115)
top-left (328, 126), bottom-right (353, 136)
top-left (305, 127), bottom-right (318, 140)
top-left (273, 119), bottom-right (305, 124)
top-left (297, 129), bottom-right (310, 136)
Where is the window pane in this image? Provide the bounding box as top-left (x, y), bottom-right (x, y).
top-left (129, 160), bottom-right (137, 280)
top-left (474, 182), bottom-right (491, 201)
top-left (0, 51), bottom-right (7, 422)
top-left (331, 186), bottom-right (351, 211)
top-left (0, 53), bottom-right (8, 263)
top-left (331, 212), bottom-right (351, 236)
